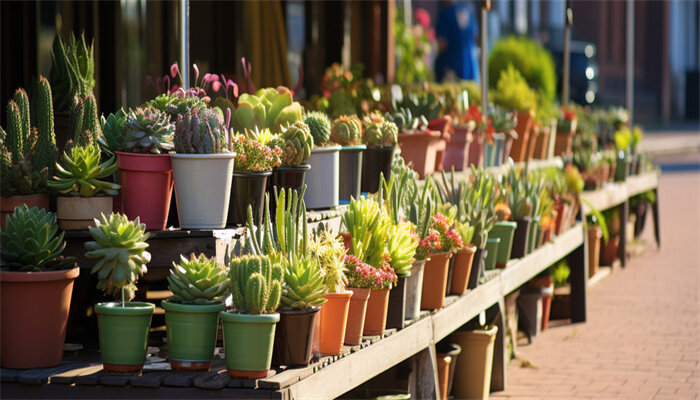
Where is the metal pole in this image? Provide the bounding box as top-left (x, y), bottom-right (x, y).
top-left (180, 0), bottom-right (189, 89)
top-left (626, 0), bottom-right (635, 125)
top-left (481, 1), bottom-right (489, 130)
top-left (562, 1), bottom-right (573, 107)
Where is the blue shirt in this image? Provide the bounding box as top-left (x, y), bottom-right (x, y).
top-left (435, 4), bottom-right (480, 82)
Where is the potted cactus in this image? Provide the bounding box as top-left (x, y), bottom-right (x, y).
top-left (342, 255), bottom-right (372, 345)
top-left (162, 253), bottom-right (228, 371)
top-left (170, 107), bottom-right (236, 229)
top-left (0, 205), bottom-right (79, 369)
top-left (305, 110), bottom-right (341, 209)
top-left (101, 106), bottom-right (175, 230)
top-left (450, 220), bottom-right (477, 295)
top-left (501, 168), bottom-right (534, 259)
top-left (228, 130), bottom-right (281, 225)
top-left (221, 254), bottom-right (282, 378)
top-left (0, 78), bottom-right (58, 229)
top-left (487, 203), bottom-right (518, 269)
top-left (362, 113), bottom-right (399, 194)
top-left (48, 144), bottom-right (120, 229)
top-left (85, 213), bottom-right (154, 373)
top-left (384, 220), bottom-right (418, 329)
top-left (420, 213), bottom-right (461, 310)
top-left (464, 169), bottom-right (498, 289)
top-left (491, 66), bottom-right (538, 162)
top-left (273, 253), bottom-right (327, 366)
top-left (330, 115), bottom-right (365, 202)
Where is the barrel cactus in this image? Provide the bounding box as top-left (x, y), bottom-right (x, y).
top-left (1, 205), bottom-right (76, 272)
top-left (167, 253), bottom-right (229, 304)
top-left (364, 115), bottom-right (398, 147)
top-left (123, 106), bottom-right (175, 154)
top-left (173, 107), bottom-right (227, 154)
top-left (279, 121), bottom-right (313, 166)
top-left (303, 111), bottom-right (331, 146)
top-left (84, 213), bottom-right (151, 300)
top-left (331, 115), bottom-right (362, 146)
top-left (228, 254), bottom-right (283, 314)
top-left (279, 254), bottom-right (327, 310)
top-left (48, 143), bottom-right (120, 196)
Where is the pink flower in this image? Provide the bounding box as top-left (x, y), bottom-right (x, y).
top-left (212, 80), bottom-right (222, 92)
top-left (414, 8), bottom-right (431, 29)
top-left (170, 62), bottom-right (179, 78)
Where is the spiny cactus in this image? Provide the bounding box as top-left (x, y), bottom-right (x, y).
top-left (279, 254), bottom-right (327, 310)
top-left (173, 107), bottom-right (227, 154)
top-left (84, 213), bottom-right (151, 300)
top-left (331, 115), bottom-right (362, 146)
top-left (71, 93), bottom-right (101, 146)
top-left (303, 111), bottom-right (331, 146)
top-left (12, 90), bottom-right (30, 149)
top-left (279, 121), bottom-right (313, 166)
top-left (34, 77), bottom-right (59, 177)
top-left (363, 115), bottom-right (398, 147)
top-left (228, 255), bottom-right (283, 314)
top-left (123, 106), bottom-right (175, 154)
top-left (0, 205), bottom-right (76, 272)
top-left (48, 144), bottom-right (120, 196)
top-left (167, 253), bottom-right (229, 304)
top-left (49, 32), bottom-right (95, 113)
top-left (6, 101), bottom-right (24, 159)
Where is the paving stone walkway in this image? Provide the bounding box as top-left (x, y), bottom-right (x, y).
top-left (491, 170), bottom-right (700, 399)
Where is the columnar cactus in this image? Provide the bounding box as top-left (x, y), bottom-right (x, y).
top-left (173, 107), bottom-right (227, 154)
top-left (71, 93), bottom-right (101, 146)
top-left (228, 255), bottom-right (283, 314)
top-left (12, 90), bottom-right (30, 149)
top-left (303, 111), bottom-right (331, 146)
top-left (331, 115), bottom-right (362, 146)
top-left (167, 253), bottom-right (229, 304)
top-left (34, 77), bottom-right (59, 176)
top-left (49, 32), bottom-right (95, 113)
top-left (6, 101), bottom-right (24, 159)
top-left (279, 121), bottom-right (313, 166)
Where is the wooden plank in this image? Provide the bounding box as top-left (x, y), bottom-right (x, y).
top-left (192, 370), bottom-right (231, 390)
top-left (626, 171), bottom-right (659, 198)
top-left (15, 362), bottom-right (88, 385)
top-left (580, 183), bottom-right (628, 214)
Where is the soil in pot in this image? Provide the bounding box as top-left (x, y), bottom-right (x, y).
top-left (386, 276), bottom-right (407, 329)
top-left (587, 225), bottom-right (602, 278)
top-left (363, 288), bottom-right (391, 336)
top-left (0, 267), bottom-right (80, 369)
top-left (56, 196), bottom-right (113, 230)
top-left (344, 288), bottom-right (371, 346)
top-left (436, 354), bottom-right (452, 400)
top-left (484, 237), bottom-right (501, 271)
top-left (488, 221), bottom-right (517, 268)
top-left (361, 145), bottom-right (395, 194)
top-left (305, 146), bottom-right (340, 209)
top-left (420, 252), bottom-right (452, 310)
top-left (450, 245), bottom-right (476, 295)
top-left (221, 311), bottom-right (279, 378)
top-left (318, 291), bottom-right (352, 354)
top-left (467, 248), bottom-right (486, 289)
top-left (273, 307), bottom-right (320, 367)
top-left (450, 326), bottom-right (499, 400)
top-left (116, 152), bottom-right (173, 230)
top-left (511, 218), bottom-right (532, 259)
top-left (339, 145), bottom-right (365, 202)
top-left (0, 193), bottom-right (49, 231)
top-left (162, 301), bottom-right (223, 371)
top-left (96, 301), bottom-right (155, 372)
top-left (228, 170), bottom-right (271, 226)
top-left (404, 259), bottom-right (425, 321)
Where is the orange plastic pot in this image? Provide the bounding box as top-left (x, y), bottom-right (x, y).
top-left (116, 151), bottom-right (173, 230)
top-left (421, 252), bottom-right (453, 310)
top-left (467, 134), bottom-right (484, 168)
top-left (436, 354), bottom-right (452, 400)
top-left (450, 245), bottom-right (476, 295)
top-left (587, 225), bottom-right (603, 278)
top-left (338, 232), bottom-right (352, 251)
top-left (554, 122), bottom-right (577, 157)
top-left (318, 291), bottom-right (352, 354)
top-left (443, 124), bottom-right (473, 171)
top-left (533, 125), bottom-right (551, 159)
top-left (0, 193), bottom-right (49, 231)
top-left (509, 110), bottom-right (533, 162)
top-left (397, 130), bottom-right (445, 179)
top-left (1, 267), bottom-right (80, 368)
top-left (600, 235), bottom-right (621, 266)
top-left (363, 288), bottom-right (390, 336)
top-left (344, 288), bottom-right (371, 345)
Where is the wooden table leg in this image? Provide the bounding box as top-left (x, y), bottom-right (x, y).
top-left (652, 187), bottom-right (661, 248)
top-left (489, 300), bottom-right (507, 392)
top-left (619, 201), bottom-right (629, 267)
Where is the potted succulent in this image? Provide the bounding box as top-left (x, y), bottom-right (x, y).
top-left (342, 255), bottom-right (373, 345)
top-left (162, 253), bottom-right (228, 371)
top-left (442, 87), bottom-right (476, 171)
top-left (420, 213), bottom-right (461, 310)
top-left (485, 105), bottom-right (518, 167)
top-left (555, 106), bottom-right (578, 157)
top-left (501, 168), bottom-right (534, 259)
top-left (487, 203), bottom-right (517, 268)
top-left (331, 115), bottom-right (366, 202)
top-left (222, 254), bottom-right (282, 378)
top-left (384, 220), bottom-right (418, 329)
top-left (0, 205), bottom-right (78, 369)
top-left (85, 213), bottom-right (154, 373)
top-left (362, 113), bottom-right (398, 194)
top-left (304, 113), bottom-right (341, 209)
top-left (464, 169), bottom-right (498, 289)
top-left (48, 144), bottom-right (120, 229)
top-left (450, 220), bottom-right (477, 295)
top-left (274, 253), bottom-right (327, 366)
top-left (362, 260), bottom-right (397, 336)
top-left (0, 79), bottom-right (58, 229)
top-left (228, 130), bottom-right (281, 225)
top-left (170, 107), bottom-right (236, 229)
top-left (101, 106), bottom-right (175, 230)
top-left (491, 66), bottom-right (537, 162)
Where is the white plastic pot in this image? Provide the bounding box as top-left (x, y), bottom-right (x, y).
top-left (56, 196), bottom-right (113, 230)
top-left (170, 153), bottom-right (236, 229)
top-left (305, 146), bottom-right (340, 209)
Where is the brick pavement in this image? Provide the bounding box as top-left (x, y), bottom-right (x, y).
top-left (491, 170), bottom-right (700, 399)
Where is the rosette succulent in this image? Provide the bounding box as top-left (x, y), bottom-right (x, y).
top-left (48, 144), bottom-right (120, 196)
top-left (279, 121), bottom-right (313, 166)
top-left (303, 111), bottom-right (331, 146)
top-left (228, 254), bottom-right (283, 314)
top-left (122, 106), bottom-right (175, 154)
top-left (1, 205), bottom-right (76, 272)
top-left (84, 213), bottom-right (151, 300)
top-left (173, 107), bottom-right (227, 154)
top-left (147, 92), bottom-right (208, 118)
top-left (279, 254), bottom-right (327, 310)
top-left (167, 253), bottom-right (229, 304)
top-left (331, 115), bottom-right (362, 146)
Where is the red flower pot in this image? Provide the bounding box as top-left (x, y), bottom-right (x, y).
top-left (0, 193), bottom-right (49, 231)
top-left (116, 152), bottom-right (173, 230)
top-left (509, 110), bottom-right (534, 162)
top-left (467, 134), bottom-right (484, 168)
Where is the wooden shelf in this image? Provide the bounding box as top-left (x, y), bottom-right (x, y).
top-left (580, 171), bottom-right (659, 214)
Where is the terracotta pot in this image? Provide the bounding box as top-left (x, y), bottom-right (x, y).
top-left (436, 341), bottom-right (461, 396)
top-left (530, 276), bottom-right (553, 331)
top-left (554, 122), bottom-right (577, 157)
top-left (436, 354), bottom-right (452, 400)
top-left (56, 196), bottom-right (113, 230)
top-left (553, 201), bottom-right (570, 235)
top-left (344, 288), bottom-right (371, 345)
top-left (587, 225), bottom-right (603, 278)
top-left (386, 275), bottom-right (407, 329)
top-left (421, 252), bottom-right (452, 310)
top-left (526, 124), bottom-right (541, 161)
top-left (116, 151), bottom-right (173, 230)
top-left (600, 235), bottom-right (621, 266)
top-left (511, 218), bottom-right (532, 259)
top-left (361, 145), bottom-right (395, 194)
top-left (533, 125), bottom-right (551, 159)
top-left (338, 231), bottom-right (352, 250)
top-left (318, 291), bottom-right (352, 354)
top-left (397, 130), bottom-right (445, 179)
top-left (0, 267), bottom-right (80, 369)
top-left (273, 307), bottom-right (320, 367)
top-left (443, 124), bottom-right (473, 171)
top-left (428, 116), bottom-right (452, 173)
top-left (363, 287), bottom-right (391, 336)
top-left (510, 110), bottom-right (534, 162)
top-left (541, 294), bottom-right (553, 331)
top-left (0, 193), bottom-right (49, 231)
top-left (404, 259), bottom-right (426, 321)
top-left (450, 245), bottom-right (476, 295)
top-left (541, 225), bottom-right (552, 244)
top-left (467, 134), bottom-right (484, 168)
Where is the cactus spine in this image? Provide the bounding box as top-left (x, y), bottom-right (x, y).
top-left (303, 111), bottom-right (331, 146)
top-left (173, 107), bottom-right (227, 154)
top-left (331, 115), bottom-right (362, 146)
top-left (34, 76), bottom-right (58, 176)
top-left (228, 255), bottom-right (282, 314)
top-left (71, 93), bottom-right (100, 146)
top-left (13, 90), bottom-right (30, 151)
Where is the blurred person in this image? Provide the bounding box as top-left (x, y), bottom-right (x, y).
top-left (435, 0), bottom-right (480, 82)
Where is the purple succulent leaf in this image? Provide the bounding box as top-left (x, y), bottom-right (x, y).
top-left (170, 62), bottom-right (179, 78)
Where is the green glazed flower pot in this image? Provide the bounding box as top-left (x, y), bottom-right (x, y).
top-left (95, 302), bottom-right (155, 372)
top-left (221, 311), bottom-right (280, 379)
top-left (527, 217), bottom-right (541, 254)
top-left (163, 300), bottom-right (224, 371)
top-left (484, 238), bottom-right (501, 271)
top-left (488, 221), bottom-right (517, 268)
